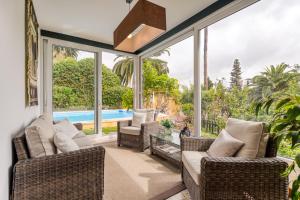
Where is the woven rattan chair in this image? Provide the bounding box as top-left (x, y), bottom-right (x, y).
top-left (181, 136), bottom-right (288, 200)
top-left (117, 119), bottom-right (159, 152)
top-left (12, 123), bottom-right (105, 200)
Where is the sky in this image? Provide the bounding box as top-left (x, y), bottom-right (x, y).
top-left (77, 0), bottom-right (300, 87)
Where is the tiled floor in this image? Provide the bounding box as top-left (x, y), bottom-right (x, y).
top-left (167, 190), bottom-right (191, 200)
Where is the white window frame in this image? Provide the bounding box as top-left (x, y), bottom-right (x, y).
top-left (137, 0), bottom-right (258, 136)
top-left (40, 0), bottom-right (258, 136)
top-left (41, 37), bottom-right (136, 135)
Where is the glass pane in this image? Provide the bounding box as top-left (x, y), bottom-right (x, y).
top-left (199, 0), bottom-right (300, 159)
top-left (52, 45), bottom-right (96, 135)
top-left (142, 36), bottom-right (194, 134)
top-left (101, 52), bottom-right (133, 135)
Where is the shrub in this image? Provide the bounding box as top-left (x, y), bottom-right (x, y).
top-left (122, 88), bottom-right (133, 110)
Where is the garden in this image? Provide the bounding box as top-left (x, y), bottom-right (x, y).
top-left (52, 48), bottom-right (300, 159)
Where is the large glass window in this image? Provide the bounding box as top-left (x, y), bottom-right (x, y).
top-left (142, 36), bottom-right (194, 133)
top-left (101, 52), bottom-right (134, 135)
top-left (199, 0), bottom-right (300, 158)
top-left (52, 46), bottom-right (96, 135)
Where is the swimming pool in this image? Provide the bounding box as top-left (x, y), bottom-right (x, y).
top-left (53, 110), bottom-right (133, 123)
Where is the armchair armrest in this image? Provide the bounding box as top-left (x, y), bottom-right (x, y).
top-left (117, 120), bottom-right (132, 130)
top-left (141, 121), bottom-right (160, 135)
top-left (12, 146), bottom-right (105, 199)
top-left (199, 157), bottom-right (288, 199)
top-left (181, 137), bottom-right (215, 151)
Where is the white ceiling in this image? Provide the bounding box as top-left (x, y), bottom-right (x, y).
top-left (33, 0), bottom-right (217, 45)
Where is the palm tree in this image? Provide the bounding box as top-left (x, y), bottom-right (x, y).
top-left (53, 46), bottom-right (78, 62)
top-left (113, 49), bottom-right (170, 86)
top-left (250, 63), bottom-right (299, 103)
top-left (113, 56), bottom-right (134, 86)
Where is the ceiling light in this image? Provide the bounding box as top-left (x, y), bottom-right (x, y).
top-left (114, 0), bottom-right (166, 53)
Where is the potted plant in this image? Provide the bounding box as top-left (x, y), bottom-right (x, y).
top-left (160, 119), bottom-right (174, 135)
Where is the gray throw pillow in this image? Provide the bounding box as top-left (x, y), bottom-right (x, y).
top-left (207, 129), bottom-right (244, 157)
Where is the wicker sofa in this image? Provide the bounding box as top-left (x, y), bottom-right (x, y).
top-left (117, 119), bottom-right (159, 152)
top-left (12, 123), bottom-right (105, 200)
top-left (181, 135), bottom-right (288, 200)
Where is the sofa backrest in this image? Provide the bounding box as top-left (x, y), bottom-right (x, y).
top-left (265, 135), bottom-right (277, 157)
top-left (13, 133), bottom-right (30, 160)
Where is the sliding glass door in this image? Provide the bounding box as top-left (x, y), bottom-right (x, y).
top-left (52, 45), bottom-right (97, 135)
top-left (43, 39), bottom-right (136, 136)
top-left (101, 52), bottom-right (134, 135)
top-left (141, 35), bottom-right (195, 133)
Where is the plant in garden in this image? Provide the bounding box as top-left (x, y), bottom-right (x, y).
top-left (160, 119), bottom-right (174, 129)
top-left (53, 58), bottom-right (95, 109)
top-left (122, 88), bottom-right (134, 110)
top-left (250, 63), bottom-right (299, 103)
top-left (53, 86), bottom-right (78, 108)
top-left (257, 94), bottom-right (300, 199)
top-left (53, 46), bottom-right (78, 63)
top-left (230, 59), bottom-right (242, 89)
top-left (181, 103), bottom-right (194, 124)
top-left (143, 61), bottom-right (180, 112)
top-left (113, 49), bottom-right (170, 86)
top-left (53, 58), bottom-right (131, 109)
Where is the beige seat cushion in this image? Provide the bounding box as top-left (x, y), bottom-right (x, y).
top-left (182, 151), bottom-right (209, 185)
top-left (225, 118), bottom-right (264, 159)
top-left (73, 136), bottom-right (94, 149)
top-left (72, 131), bottom-right (86, 139)
top-left (54, 132), bottom-right (79, 153)
top-left (25, 114), bottom-right (56, 157)
top-left (207, 129), bottom-right (244, 157)
top-left (135, 109), bottom-right (155, 122)
top-left (120, 126), bottom-right (141, 136)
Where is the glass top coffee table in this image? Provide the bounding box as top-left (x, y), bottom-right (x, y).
top-left (150, 131), bottom-right (181, 168)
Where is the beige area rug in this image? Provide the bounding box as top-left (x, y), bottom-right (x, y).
top-left (102, 142), bottom-right (183, 200)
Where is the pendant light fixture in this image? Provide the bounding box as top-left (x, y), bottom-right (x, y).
top-left (114, 0), bottom-right (166, 53)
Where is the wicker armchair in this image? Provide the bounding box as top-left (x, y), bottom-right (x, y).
top-left (117, 120), bottom-right (159, 152)
top-left (181, 137), bottom-right (288, 200)
top-left (12, 123), bottom-right (105, 200)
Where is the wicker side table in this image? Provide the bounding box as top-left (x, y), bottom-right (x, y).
top-left (150, 132), bottom-right (181, 168)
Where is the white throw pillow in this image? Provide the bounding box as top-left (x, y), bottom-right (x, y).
top-left (27, 114), bottom-right (56, 156)
top-left (54, 132), bottom-right (80, 153)
top-left (135, 109), bottom-right (155, 122)
top-left (225, 118), bottom-right (264, 159)
top-left (207, 130), bottom-right (244, 157)
top-left (131, 112), bottom-right (147, 127)
top-left (54, 119), bottom-right (80, 138)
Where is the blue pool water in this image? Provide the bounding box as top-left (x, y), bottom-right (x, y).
top-left (53, 110), bottom-right (133, 123)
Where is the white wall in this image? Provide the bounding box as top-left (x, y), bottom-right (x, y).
top-left (0, 0), bottom-right (40, 199)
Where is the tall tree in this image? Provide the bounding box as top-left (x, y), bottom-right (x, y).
top-left (250, 63), bottom-right (300, 103)
top-left (53, 46), bottom-right (78, 63)
top-left (113, 49), bottom-right (170, 86)
top-left (204, 27), bottom-right (209, 90)
top-left (230, 59), bottom-right (242, 89)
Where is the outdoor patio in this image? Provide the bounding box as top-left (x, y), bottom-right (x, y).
top-left (1, 0), bottom-right (300, 200)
